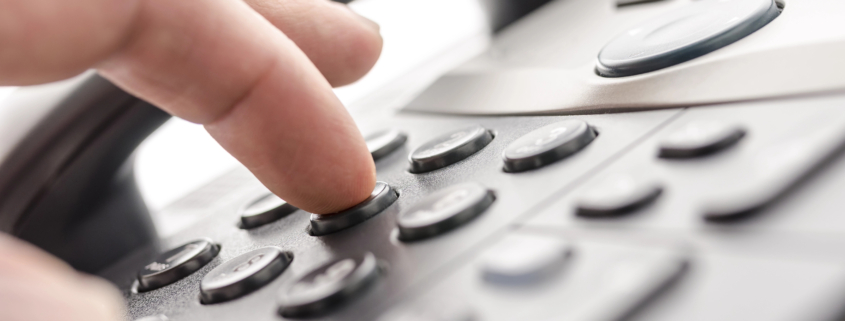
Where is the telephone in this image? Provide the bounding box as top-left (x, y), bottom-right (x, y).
top-left (4, 0), bottom-right (845, 320)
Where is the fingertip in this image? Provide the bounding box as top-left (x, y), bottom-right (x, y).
top-left (322, 4), bottom-right (383, 87)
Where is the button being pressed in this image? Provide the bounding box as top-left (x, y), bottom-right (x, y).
top-left (278, 252), bottom-right (379, 318)
top-left (309, 182), bottom-right (398, 236)
top-left (597, 0), bottom-right (781, 77)
top-left (503, 120), bottom-right (596, 172)
top-left (201, 247), bottom-right (293, 304)
top-left (137, 239), bottom-right (219, 292)
top-left (576, 175), bottom-right (663, 217)
top-left (409, 125), bottom-right (493, 173)
top-left (659, 121), bottom-right (746, 159)
top-left (240, 193), bottom-right (298, 229)
top-left (367, 129), bottom-right (408, 161)
top-left (480, 235), bottom-right (572, 286)
top-left (398, 183), bottom-right (495, 241)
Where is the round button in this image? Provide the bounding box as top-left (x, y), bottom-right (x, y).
top-left (597, 0), bottom-right (781, 77)
top-left (367, 129), bottom-right (408, 161)
top-left (480, 235), bottom-right (572, 286)
top-left (659, 121), bottom-right (746, 158)
top-left (398, 183), bottom-right (495, 241)
top-left (240, 193), bottom-right (298, 229)
top-left (503, 120), bottom-right (596, 172)
top-left (278, 252), bottom-right (379, 318)
top-left (409, 125), bottom-right (493, 173)
top-left (137, 239), bottom-right (219, 292)
top-left (309, 181), bottom-right (398, 236)
top-left (575, 175), bottom-right (663, 217)
top-left (200, 247), bottom-right (293, 304)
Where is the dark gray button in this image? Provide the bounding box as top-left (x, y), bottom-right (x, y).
top-left (201, 247), bottom-right (292, 304)
top-left (137, 239), bottom-right (219, 292)
top-left (503, 120), bottom-right (596, 172)
top-left (310, 182), bottom-right (398, 236)
top-left (409, 125), bottom-right (493, 173)
top-left (576, 175), bottom-right (663, 217)
top-left (398, 183), bottom-right (494, 241)
top-left (597, 0), bottom-right (781, 77)
top-left (659, 121), bottom-right (746, 158)
top-left (240, 193), bottom-right (298, 229)
top-left (481, 235), bottom-right (572, 285)
top-left (278, 252), bottom-right (379, 318)
top-left (367, 129), bottom-right (408, 161)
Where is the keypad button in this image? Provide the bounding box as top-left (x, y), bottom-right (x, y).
top-left (137, 239), bottom-right (219, 292)
top-left (367, 129), bottom-right (408, 161)
top-left (597, 0), bottom-right (781, 77)
top-left (566, 251), bottom-right (688, 321)
top-left (503, 120), bottom-right (596, 172)
top-left (398, 183), bottom-right (495, 241)
top-left (576, 175), bottom-right (663, 217)
top-left (310, 181), bottom-right (398, 236)
top-left (702, 125), bottom-right (845, 220)
top-left (200, 247), bottom-right (293, 304)
top-left (659, 121), bottom-right (746, 158)
top-left (480, 235), bottom-right (572, 285)
top-left (409, 125), bottom-right (493, 173)
top-left (240, 193), bottom-right (298, 229)
top-left (278, 252), bottom-right (379, 318)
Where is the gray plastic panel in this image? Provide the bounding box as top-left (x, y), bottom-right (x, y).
top-left (104, 93), bottom-right (845, 321)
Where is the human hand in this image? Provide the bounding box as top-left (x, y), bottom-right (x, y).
top-left (0, 0), bottom-right (383, 319)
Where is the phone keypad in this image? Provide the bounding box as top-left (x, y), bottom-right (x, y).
top-left (136, 239), bottom-right (219, 292)
top-left (277, 252), bottom-right (380, 318)
top-left (239, 193), bottom-right (298, 229)
top-left (309, 181), bottom-right (398, 236)
top-left (409, 125), bottom-right (493, 173)
top-left (503, 120), bottom-right (596, 172)
top-left (200, 247), bottom-right (292, 304)
top-left (398, 182), bottom-right (495, 241)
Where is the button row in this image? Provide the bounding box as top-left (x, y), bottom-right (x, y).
top-left (379, 235), bottom-right (689, 321)
top-left (575, 120), bottom-right (748, 219)
top-left (136, 240), bottom-right (382, 317)
top-left (369, 120), bottom-right (599, 174)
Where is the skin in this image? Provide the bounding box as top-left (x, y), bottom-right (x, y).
top-left (0, 0), bottom-right (382, 319)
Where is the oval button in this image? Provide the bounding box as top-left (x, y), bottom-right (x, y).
top-left (278, 252), bottom-right (379, 318)
top-left (398, 183), bottom-right (495, 241)
top-left (309, 181), bottom-right (398, 236)
top-left (503, 120), bottom-right (596, 172)
top-left (240, 193), bottom-right (298, 229)
top-left (480, 235), bottom-right (572, 286)
top-left (659, 121), bottom-right (746, 158)
top-left (575, 175), bottom-right (663, 217)
top-left (200, 247), bottom-right (293, 304)
top-left (137, 239), bottom-right (219, 292)
top-left (367, 129), bottom-right (408, 161)
top-left (597, 0), bottom-right (781, 77)
top-left (409, 125), bottom-right (493, 173)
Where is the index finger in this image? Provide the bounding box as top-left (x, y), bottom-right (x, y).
top-left (97, 0), bottom-right (377, 214)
